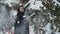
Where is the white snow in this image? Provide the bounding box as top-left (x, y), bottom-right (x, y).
top-left (29, 0), bottom-right (43, 10)
top-left (10, 10), bottom-right (17, 16)
top-left (29, 25), bottom-right (35, 34)
top-left (4, 0), bottom-right (19, 7)
top-left (52, 0), bottom-right (60, 6)
top-left (55, 32), bottom-right (60, 34)
top-left (43, 7), bottom-right (46, 10)
top-left (42, 23), bottom-right (53, 34)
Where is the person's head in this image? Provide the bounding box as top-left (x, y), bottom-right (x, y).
top-left (18, 6), bottom-right (25, 13)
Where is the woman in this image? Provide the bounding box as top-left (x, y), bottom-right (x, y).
top-left (15, 5), bottom-right (29, 34)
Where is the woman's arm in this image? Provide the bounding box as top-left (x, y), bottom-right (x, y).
top-left (24, 0), bottom-right (31, 9)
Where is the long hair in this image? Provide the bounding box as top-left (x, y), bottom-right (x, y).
top-left (17, 6), bottom-right (25, 16)
top-left (17, 6), bottom-right (25, 13)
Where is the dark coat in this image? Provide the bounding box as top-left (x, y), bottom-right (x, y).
top-left (15, 8), bottom-right (24, 26)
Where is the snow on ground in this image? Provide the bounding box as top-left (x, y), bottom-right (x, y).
top-left (42, 23), bottom-right (53, 34)
top-left (55, 32), bottom-right (60, 34)
top-left (29, 25), bottom-right (35, 34)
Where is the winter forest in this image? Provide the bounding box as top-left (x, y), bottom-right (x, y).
top-left (0, 0), bottom-right (60, 34)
